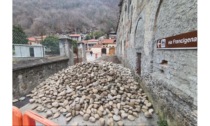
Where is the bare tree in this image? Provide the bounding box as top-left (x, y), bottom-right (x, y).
top-left (13, 0), bottom-right (120, 36)
top-left (30, 19), bottom-right (46, 36)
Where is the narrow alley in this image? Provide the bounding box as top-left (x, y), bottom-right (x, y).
top-left (12, 0), bottom-right (197, 126)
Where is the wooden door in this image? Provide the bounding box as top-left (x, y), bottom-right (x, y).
top-left (109, 47), bottom-right (115, 55)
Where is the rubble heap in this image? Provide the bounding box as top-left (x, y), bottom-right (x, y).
top-left (29, 62), bottom-right (154, 124)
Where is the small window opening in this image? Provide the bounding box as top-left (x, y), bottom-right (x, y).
top-left (160, 69), bottom-right (164, 73)
top-left (160, 60), bottom-right (168, 65)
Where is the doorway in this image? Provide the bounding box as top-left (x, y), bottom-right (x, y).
top-left (101, 48), bottom-right (107, 54)
top-left (29, 47), bottom-right (34, 57)
top-left (136, 53), bottom-right (141, 75)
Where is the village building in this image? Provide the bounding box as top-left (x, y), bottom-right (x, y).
top-left (13, 44), bottom-right (45, 57)
top-left (85, 39), bottom-right (99, 50)
top-left (116, 0), bottom-right (197, 126)
top-left (101, 39), bottom-right (116, 48)
top-left (28, 36), bottom-right (47, 45)
top-left (80, 34), bottom-right (87, 40)
top-left (108, 31), bottom-right (117, 39)
top-left (89, 38), bottom-right (116, 56)
top-left (69, 34), bottom-right (82, 41)
top-left (98, 36), bottom-right (106, 41)
top-left (90, 44), bottom-right (103, 56)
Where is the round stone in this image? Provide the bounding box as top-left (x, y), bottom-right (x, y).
top-left (93, 88), bottom-right (98, 93)
top-left (117, 121), bottom-right (124, 126)
top-left (94, 114), bottom-right (100, 120)
top-left (46, 104), bottom-right (52, 109)
top-left (13, 99), bottom-right (19, 103)
top-left (128, 115), bottom-right (135, 121)
top-left (19, 97), bottom-right (25, 101)
top-left (133, 112), bottom-right (139, 117)
top-left (146, 103), bottom-right (152, 108)
top-left (52, 102), bottom-right (59, 107)
top-left (109, 101), bottom-right (113, 106)
top-left (114, 108), bottom-right (119, 115)
top-left (29, 99), bottom-right (35, 103)
top-left (97, 110), bottom-right (103, 117)
top-left (98, 106), bottom-right (104, 111)
top-left (144, 111), bottom-right (152, 118)
top-left (53, 112), bottom-right (60, 119)
top-left (66, 113), bottom-right (71, 117)
top-left (117, 103), bottom-right (121, 109)
top-left (83, 114), bottom-right (90, 121)
top-left (89, 117), bottom-right (96, 123)
top-left (107, 118), bottom-right (114, 126)
top-left (113, 115), bottom-right (121, 121)
top-left (46, 110), bottom-right (53, 118)
top-left (99, 118), bottom-right (105, 126)
top-left (121, 112), bottom-right (128, 119)
top-left (63, 100), bottom-right (69, 106)
top-left (36, 106), bottom-right (44, 112)
top-left (75, 104), bottom-right (81, 111)
top-left (86, 109), bottom-right (91, 114)
top-left (66, 116), bottom-right (72, 122)
top-left (51, 108), bottom-right (58, 113)
top-left (79, 111), bottom-right (84, 116)
top-left (149, 109), bottom-right (154, 114)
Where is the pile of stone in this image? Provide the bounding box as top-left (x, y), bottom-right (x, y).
top-left (29, 62), bottom-right (154, 125)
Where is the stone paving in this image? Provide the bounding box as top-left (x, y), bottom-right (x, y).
top-left (86, 52), bottom-right (102, 62)
top-left (20, 104), bottom-right (159, 126)
top-left (96, 55), bottom-right (121, 64)
top-left (86, 52), bottom-right (95, 62)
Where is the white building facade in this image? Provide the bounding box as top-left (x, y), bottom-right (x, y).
top-left (13, 44), bottom-right (45, 57)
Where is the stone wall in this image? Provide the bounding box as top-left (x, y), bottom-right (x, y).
top-left (78, 43), bottom-right (87, 62)
top-left (13, 57), bottom-right (69, 98)
top-left (116, 0), bottom-right (197, 125)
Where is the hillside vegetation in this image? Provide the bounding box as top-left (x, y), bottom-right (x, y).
top-left (13, 0), bottom-right (120, 36)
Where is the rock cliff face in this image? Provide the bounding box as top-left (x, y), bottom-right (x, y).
top-left (116, 0), bottom-right (197, 125)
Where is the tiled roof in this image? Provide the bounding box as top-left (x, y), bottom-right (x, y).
top-left (59, 35), bottom-right (70, 39)
top-left (87, 39), bottom-right (99, 42)
top-left (28, 37), bottom-right (36, 41)
top-left (28, 35), bottom-right (47, 42)
top-left (69, 34), bottom-right (81, 37)
top-left (101, 39), bottom-right (115, 44)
